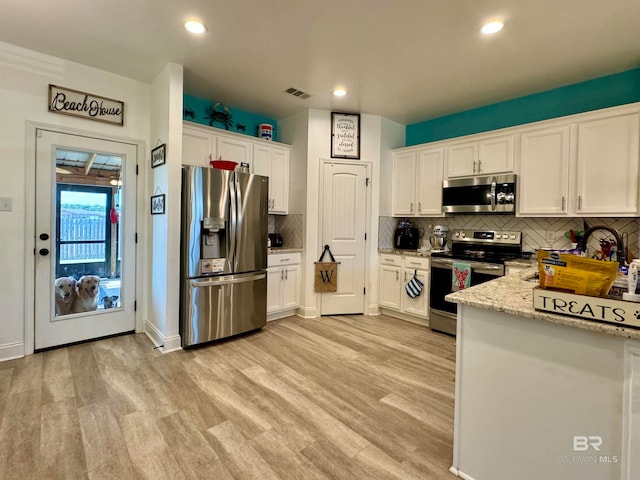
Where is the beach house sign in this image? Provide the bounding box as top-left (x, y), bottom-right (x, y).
top-left (48, 84), bottom-right (124, 126)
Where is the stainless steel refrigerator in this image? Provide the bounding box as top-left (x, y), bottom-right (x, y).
top-left (180, 165), bottom-right (268, 347)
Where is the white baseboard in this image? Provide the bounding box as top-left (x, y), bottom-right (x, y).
top-left (267, 308), bottom-right (297, 322)
top-left (0, 341), bottom-right (25, 362)
top-left (449, 466), bottom-right (474, 479)
top-left (144, 320), bottom-right (182, 353)
top-left (380, 308), bottom-right (429, 327)
top-left (297, 306), bottom-right (319, 318)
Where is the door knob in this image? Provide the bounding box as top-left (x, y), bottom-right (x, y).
top-left (39, 233), bottom-right (49, 240)
top-left (39, 248), bottom-right (50, 256)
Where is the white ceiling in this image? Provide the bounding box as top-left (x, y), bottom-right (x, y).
top-left (1, 0), bottom-right (639, 125)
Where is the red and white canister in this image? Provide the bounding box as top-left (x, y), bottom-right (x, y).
top-left (258, 123), bottom-right (273, 141)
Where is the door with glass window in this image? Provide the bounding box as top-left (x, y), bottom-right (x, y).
top-left (34, 129), bottom-right (137, 349)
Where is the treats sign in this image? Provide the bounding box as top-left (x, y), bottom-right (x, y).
top-left (48, 84), bottom-right (124, 126)
top-left (533, 287), bottom-right (640, 327)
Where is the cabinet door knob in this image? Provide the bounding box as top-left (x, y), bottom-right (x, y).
top-left (39, 233), bottom-right (49, 241)
top-left (39, 248), bottom-right (50, 256)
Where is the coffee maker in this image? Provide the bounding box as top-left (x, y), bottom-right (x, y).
top-left (394, 220), bottom-right (422, 250)
top-left (429, 224), bottom-right (449, 251)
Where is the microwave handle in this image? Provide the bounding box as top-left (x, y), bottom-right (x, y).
top-left (490, 177), bottom-right (497, 211)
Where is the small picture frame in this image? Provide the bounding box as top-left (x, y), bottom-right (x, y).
top-left (331, 112), bottom-right (360, 159)
top-left (150, 194), bottom-right (165, 215)
top-left (151, 143), bottom-right (166, 168)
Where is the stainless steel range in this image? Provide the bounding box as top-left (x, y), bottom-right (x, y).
top-left (429, 229), bottom-right (523, 336)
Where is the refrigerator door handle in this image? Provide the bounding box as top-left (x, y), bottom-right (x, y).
top-left (229, 174), bottom-right (238, 269)
top-left (191, 272), bottom-right (266, 288)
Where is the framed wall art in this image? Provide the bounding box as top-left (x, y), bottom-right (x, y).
top-left (150, 194), bottom-right (166, 215)
top-left (331, 112), bottom-right (360, 159)
top-left (151, 143), bottom-right (166, 168)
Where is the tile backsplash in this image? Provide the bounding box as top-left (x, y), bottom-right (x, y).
top-left (269, 214), bottom-right (303, 249)
top-left (379, 215), bottom-right (640, 258)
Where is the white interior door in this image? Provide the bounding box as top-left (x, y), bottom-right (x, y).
top-left (320, 162), bottom-right (367, 315)
top-left (34, 129), bottom-right (137, 350)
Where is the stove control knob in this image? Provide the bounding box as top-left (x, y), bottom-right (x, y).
top-left (496, 234), bottom-right (502, 239)
top-left (460, 232), bottom-right (466, 238)
top-left (510, 234), bottom-right (516, 240)
top-left (455, 232), bottom-right (460, 237)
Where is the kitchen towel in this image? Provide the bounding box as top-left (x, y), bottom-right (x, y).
top-left (452, 262), bottom-right (471, 291)
top-left (405, 271), bottom-right (423, 298)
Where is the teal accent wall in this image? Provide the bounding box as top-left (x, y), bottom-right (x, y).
top-left (183, 93), bottom-right (278, 141)
top-left (406, 68), bottom-right (640, 146)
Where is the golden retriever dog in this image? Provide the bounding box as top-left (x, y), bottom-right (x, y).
top-left (72, 275), bottom-right (101, 313)
top-left (54, 276), bottom-right (77, 316)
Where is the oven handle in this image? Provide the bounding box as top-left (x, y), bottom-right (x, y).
top-left (431, 257), bottom-right (504, 276)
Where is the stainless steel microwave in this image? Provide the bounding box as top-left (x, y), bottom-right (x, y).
top-left (442, 174), bottom-right (516, 214)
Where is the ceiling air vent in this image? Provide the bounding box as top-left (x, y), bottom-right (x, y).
top-left (284, 87), bottom-right (311, 100)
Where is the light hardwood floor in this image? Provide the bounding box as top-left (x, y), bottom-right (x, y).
top-left (0, 315), bottom-right (457, 479)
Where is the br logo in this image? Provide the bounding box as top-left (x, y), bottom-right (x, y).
top-left (573, 435), bottom-right (602, 451)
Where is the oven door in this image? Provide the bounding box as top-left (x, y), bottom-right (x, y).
top-left (429, 258), bottom-right (504, 335)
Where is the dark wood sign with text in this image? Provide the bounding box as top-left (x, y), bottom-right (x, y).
top-left (48, 84), bottom-right (124, 126)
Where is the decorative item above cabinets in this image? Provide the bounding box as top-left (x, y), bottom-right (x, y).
top-left (446, 133), bottom-right (515, 178)
top-left (391, 147), bottom-right (444, 217)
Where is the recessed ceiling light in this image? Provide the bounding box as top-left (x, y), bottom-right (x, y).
top-left (184, 21), bottom-right (207, 35)
top-left (481, 20), bottom-right (504, 35)
top-left (332, 89), bottom-right (347, 97)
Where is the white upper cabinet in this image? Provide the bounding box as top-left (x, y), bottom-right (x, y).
top-left (182, 126), bottom-right (214, 167)
top-left (517, 108), bottom-right (640, 217)
top-left (447, 133), bottom-right (515, 178)
top-left (216, 135), bottom-right (253, 171)
top-left (575, 112), bottom-right (639, 215)
top-left (518, 125), bottom-right (572, 215)
top-left (392, 147), bottom-right (444, 216)
top-left (182, 122), bottom-right (291, 214)
top-left (391, 151), bottom-right (417, 216)
top-left (253, 144), bottom-right (289, 214)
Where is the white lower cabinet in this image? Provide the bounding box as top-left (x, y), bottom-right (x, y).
top-left (267, 252), bottom-right (300, 320)
top-left (379, 253), bottom-right (430, 325)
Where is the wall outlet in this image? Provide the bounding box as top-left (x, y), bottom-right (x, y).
top-left (0, 196), bottom-right (12, 212)
top-left (545, 230), bottom-right (556, 243)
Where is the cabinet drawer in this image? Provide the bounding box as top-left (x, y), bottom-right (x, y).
top-left (403, 256), bottom-right (430, 271)
top-left (268, 252), bottom-right (301, 267)
top-left (379, 253), bottom-right (403, 267)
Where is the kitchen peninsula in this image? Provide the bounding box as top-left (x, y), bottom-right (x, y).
top-left (446, 270), bottom-right (640, 480)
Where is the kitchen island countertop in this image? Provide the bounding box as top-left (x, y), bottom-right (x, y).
top-left (446, 266), bottom-right (640, 340)
top-left (445, 266), bottom-right (640, 340)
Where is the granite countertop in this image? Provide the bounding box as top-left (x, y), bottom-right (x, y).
top-left (446, 266), bottom-right (640, 341)
top-left (504, 257), bottom-right (536, 268)
top-left (378, 248), bottom-right (431, 257)
top-left (268, 247), bottom-right (303, 254)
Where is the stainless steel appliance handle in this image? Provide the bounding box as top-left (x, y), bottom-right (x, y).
top-left (229, 175), bottom-right (238, 268)
top-left (191, 272), bottom-right (266, 288)
top-left (491, 177), bottom-right (496, 211)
